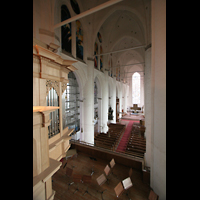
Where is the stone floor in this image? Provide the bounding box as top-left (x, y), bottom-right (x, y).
top-left (52, 151), bottom-right (150, 200)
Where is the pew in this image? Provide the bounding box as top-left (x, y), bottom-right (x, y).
top-left (94, 123), bottom-right (125, 151)
top-left (123, 122), bottom-right (146, 159)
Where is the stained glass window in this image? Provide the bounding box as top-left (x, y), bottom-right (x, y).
top-left (61, 5), bottom-right (71, 53)
top-left (132, 72), bottom-right (140, 104)
top-left (76, 20), bottom-right (83, 60)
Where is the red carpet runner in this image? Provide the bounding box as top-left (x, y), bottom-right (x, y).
top-left (116, 119), bottom-right (139, 153)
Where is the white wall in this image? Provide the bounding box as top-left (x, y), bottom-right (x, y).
top-left (151, 0), bottom-right (166, 199)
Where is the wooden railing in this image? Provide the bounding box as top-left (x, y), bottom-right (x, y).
top-left (70, 139), bottom-right (144, 170)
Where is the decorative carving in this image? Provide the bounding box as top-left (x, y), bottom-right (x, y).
top-left (46, 80), bottom-right (59, 96)
top-left (61, 82), bottom-right (68, 94)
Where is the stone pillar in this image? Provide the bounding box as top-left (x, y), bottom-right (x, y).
top-left (108, 78), bottom-right (116, 123)
top-left (140, 74), bottom-right (144, 108)
top-left (82, 60), bottom-right (94, 144)
top-left (102, 71), bottom-right (109, 133)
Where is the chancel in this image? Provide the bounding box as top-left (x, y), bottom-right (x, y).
top-left (33, 0), bottom-right (165, 199)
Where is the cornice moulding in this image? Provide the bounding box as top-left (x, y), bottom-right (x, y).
top-left (33, 45), bottom-right (77, 71)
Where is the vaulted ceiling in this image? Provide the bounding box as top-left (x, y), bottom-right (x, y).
top-left (96, 0), bottom-right (150, 84)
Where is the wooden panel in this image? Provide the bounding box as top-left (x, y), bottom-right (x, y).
top-left (48, 133), bottom-right (61, 145)
top-left (49, 143), bottom-right (62, 160)
top-left (33, 77), bottom-right (40, 106)
top-left (45, 178), bottom-right (52, 200)
top-left (33, 181), bottom-right (45, 200)
top-left (71, 144), bottom-right (142, 170)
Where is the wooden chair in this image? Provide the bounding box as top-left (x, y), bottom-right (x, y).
top-left (96, 173), bottom-right (107, 186)
top-left (72, 174), bottom-right (82, 194)
top-left (96, 174), bottom-right (107, 200)
top-left (122, 177), bottom-right (133, 200)
top-left (66, 167), bottom-right (74, 189)
top-left (148, 190), bottom-right (159, 200)
top-left (129, 168), bottom-right (133, 179)
top-left (82, 175), bottom-right (92, 196)
top-left (114, 181), bottom-right (125, 198)
top-left (104, 164), bottom-right (111, 176)
top-left (104, 164), bottom-right (111, 184)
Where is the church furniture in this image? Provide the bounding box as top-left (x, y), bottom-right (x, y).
top-left (129, 168), bottom-right (133, 178)
top-left (143, 166), bottom-right (150, 185)
top-left (114, 181), bottom-right (124, 198)
top-left (130, 104), bottom-right (141, 114)
top-left (104, 164), bottom-right (111, 176)
top-left (148, 189), bottom-right (159, 200)
top-left (110, 158), bottom-right (115, 168)
top-left (122, 177), bottom-right (133, 200)
top-left (96, 173), bottom-right (107, 186)
top-left (72, 174), bottom-right (83, 194)
top-left (66, 148), bottom-right (78, 159)
top-left (97, 189), bottom-right (107, 200)
top-left (71, 140), bottom-right (144, 170)
top-left (66, 167), bottom-right (73, 177)
top-left (94, 124), bottom-right (125, 151)
top-left (65, 167), bottom-right (74, 189)
top-left (104, 164), bottom-right (112, 184)
top-left (63, 153), bottom-right (75, 169)
top-left (91, 164), bottom-right (95, 176)
top-left (123, 123), bottom-right (146, 159)
top-left (122, 177), bottom-right (133, 190)
top-left (82, 175), bottom-right (92, 196)
top-left (33, 106), bottom-right (63, 200)
top-left (96, 174), bottom-right (107, 200)
top-left (109, 158), bottom-right (118, 179)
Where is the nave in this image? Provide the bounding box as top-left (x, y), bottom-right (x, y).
top-left (52, 151), bottom-right (151, 200)
top-left (94, 119), bottom-right (146, 160)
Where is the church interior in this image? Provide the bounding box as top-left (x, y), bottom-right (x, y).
top-left (33, 0), bottom-right (166, 199)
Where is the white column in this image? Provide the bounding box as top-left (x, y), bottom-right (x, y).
top-left (82, 60), bottom-right (94, 144)
top-left (140, 75), bottom-right (144, 108)
top-left (102, 71), bottom-right (109, 133)
top-left (109, 78), bottom-right (116, 123)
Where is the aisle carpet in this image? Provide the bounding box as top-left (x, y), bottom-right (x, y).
top-left (116, 119), bottom-right (139, 152)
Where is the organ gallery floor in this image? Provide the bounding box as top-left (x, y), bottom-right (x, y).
top-left (52, 151), bottom-right (150, 200)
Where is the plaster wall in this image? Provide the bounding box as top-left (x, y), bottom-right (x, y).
top-left (144, 47), bottom-right (151, 167)
top-left (151, 0), bottom-right (166, 199)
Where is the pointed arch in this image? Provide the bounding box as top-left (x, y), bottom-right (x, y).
top-left (132, 72), bottom-right (140, 105)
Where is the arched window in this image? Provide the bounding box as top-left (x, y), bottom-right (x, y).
top-left (94, 42), bottom-right (98, 69)
top-left (46, 88), bottom-right (60, 138)
top-left (61, 5), bottom-right (71, 54)
top-left (94, 32), bottom-right (103, 71)
top-left (94, 81), bottom-right (98, 104)
top-left (132, 72), bottom-right (140, 104)
top-left (62, 72), bottom-right (80, 133)
top-left (76, 20), bottom-right (83, 60)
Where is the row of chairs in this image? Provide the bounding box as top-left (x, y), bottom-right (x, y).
top-left (94, 124), bottom-right (126, 151)
top-left (63, 152), bottom-right (159, 199)
top-left (96, 158), bottom-right (116, 199)
top-left (64, 153), bottom-right (93, 195)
